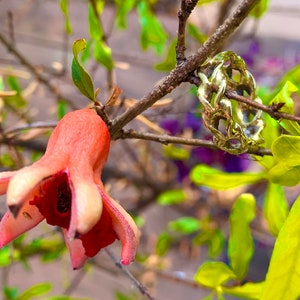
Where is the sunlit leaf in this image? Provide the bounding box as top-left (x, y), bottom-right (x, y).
top-left (72, 39), bottom-right (96, 101)
top-left (137, 1), bottom-right (168, 54)
top-left (155, 38), bottom-right (177, 71)
top-left (262, 196), bottom-right (300, 300)
top-left (194, 261), bottom-right (236, 288)
top-left (114, 0), bottom-right (135, 29)
top-left (168, 217), bottom-right (201, 234)
top-left (223, 282), bottom-right (264, 299)
top-left (270, 81), bottom-right (300, 135)
top-left (190, 164), bottom-right (264, 189)
top-left (157, 189), bottom-right (186, 206)
top-left (156, 232), bottom-right (173, 256)
top-left (268, 135), bottom-right (300, 186)
top-left (59, 0), bottom-right (72, 34)
top-left (18, 283), bottom-right (51, 300)
top-left (5, 76), bottom-right (27, 108)
top-left (263, 183), bottom-right (288, 236)
top-left (228, 194), bottom-right (255, 280)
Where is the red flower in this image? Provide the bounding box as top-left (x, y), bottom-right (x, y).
top-left (0, 109), bottom-right (139, 269)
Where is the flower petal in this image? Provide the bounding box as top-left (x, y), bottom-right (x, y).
top-left (100, 188), bottom-right (140, 265)
top-left (6, 165), bottom-right (60, 216)
top-left (0, 171), bottom-right (16, 195)
top-left (68, 170), bottom-right (103, 238)
top-left (0, 201), bottom-right (44, 247)
top-left (62, 229), bottom-right (88, 270)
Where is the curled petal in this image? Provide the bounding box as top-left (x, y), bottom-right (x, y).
top-left (100, 189), bottom-right (140, 265)
top-left (0, 201), bottom-right (44, 247)
top-left (68, 170), bottom-right (103, 238)
top-left (63, 229), bottom-right (88, 270)
top-left (0, 171), bottom-right (16, 195)
top-left (7, 165), bottom-right (60, 216)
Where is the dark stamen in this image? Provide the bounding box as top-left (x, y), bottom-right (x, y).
top-left (56, 183), bottom-right (72, 213)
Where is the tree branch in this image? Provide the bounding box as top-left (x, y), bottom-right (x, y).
top-left (121, 129), bottom-right (272, 156)
top-left (109, 0), bottom-right (260, 139)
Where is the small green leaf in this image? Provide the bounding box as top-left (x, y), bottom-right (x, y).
top-left (168, 217), bottom-right (201, 234)
top-left (163, 144), bottom-right (190, 160)
top-left (115, 291), bottom-right (132, 300)
top-left (18, 283), bottom-right (51, 300)
top-left (263, 183), bottom-right (288, 236)
top-left (114, 0), bottom-right (135, 29)
top-left (157, 189), bottom-right (186, 206)
top-left (154, 38), bottom-right (177, 71)
top-left (223, 282), bottom-right (264, 299)
top-left (228, 194), bottom-right (256, 280)
top-left (94, 39), bottom-right (114, 70)
top-left (57, 99), bottom-right (68, 120)
top-left (156, 232), bottom-right (173, 256)
top-left (187, 23), bottom-right (208, 44)
top-left (137, 1), bottom-right (168, 54)
top-left (270, 81), bottom-right (300, 135)
top-left (250, 0), bottom-right (270, 18)
top-left (268, 135), bottom-right (300, 186)
top-left (262, 196), bottom-right (300, 300)
top-left (190, 164), bottom-right (264, 190)
top-left (88, 3), bottom-right (103, 39)
top-left (194, 261), bottom-right (237, 289)
top-left (3, 286), bottom-right (19, 300)
top-left (72, 39), bottom-right (96, 101)
top-left (59, 0), bottom-right (72, 34)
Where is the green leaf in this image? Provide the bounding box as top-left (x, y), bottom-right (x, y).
top-left (114, 0), bottom-right (135, 29)
top-left (88, 3), bottom-right (103, 39)
top-left (59, 0), bottom-right (72, 34)
top-left (190, 164), bottom-right (264, 190)
top-left (263, 183), bottom-right (288, 236)
top-left (156, 232), bottom-right (173, 256)
top-left (137, 1), bottom-right (168, 54)
top-left (71, 39), bottom-right (96, 101)
top-left (157, 189), bottom-right (186, 206)
top-left (0, 246), bottom-right (12, 267)
top-left (187, 23), bottom-right (208, 44)
top-left (57, 99), bottom-right (68, 120)
top-left (194, 261), bottom-right (237, 289)
top-left (154, 38), bottom-right (177, 71)
top-left (250, 0), bottom-right (270, 18)
top-left (262, 196), bottom-right (300, 300)
top-left (223, 282), bottom-right (264, 299)
top-left (3, 286), bottom-right (19, 300)
top-left (168, 217), bottom-right (201, 234)
top-left (228, 194), bottom-right (255, 280)
top-left (93, 39), bottom-right (114, 70)
top-left (5, 76), bottom-right (27, 108)
top-left (269, 81), bottom-right (300, 135)
top-left (18, 283), bottom-right (51, 300)
top-left (268, 135), bottom-right (300, 186)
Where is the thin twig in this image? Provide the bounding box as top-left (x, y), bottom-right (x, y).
top-left (176, 0), bottom-right (199, 63)
top-left (121, 129), bottom-right (272, 156)
top-left (225, 90), bottom-right (300, 124)
top-left (109, 0), bottom-right (260, 139)
top-left (104, 249), bottom-right (155, 300)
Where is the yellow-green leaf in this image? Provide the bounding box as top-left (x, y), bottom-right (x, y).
top-left (263, 183), bottom-right (288, 236)
top-left (190, 164), bottom-right (264, 190)
top-left (228, 194), bottom-right (255, 280)
top-left (223, 282), bottom-right (264, 299)
top-left (194, 261), bottom-right (237, 289)
top-left (262, 196), bottom-right (300, 300)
